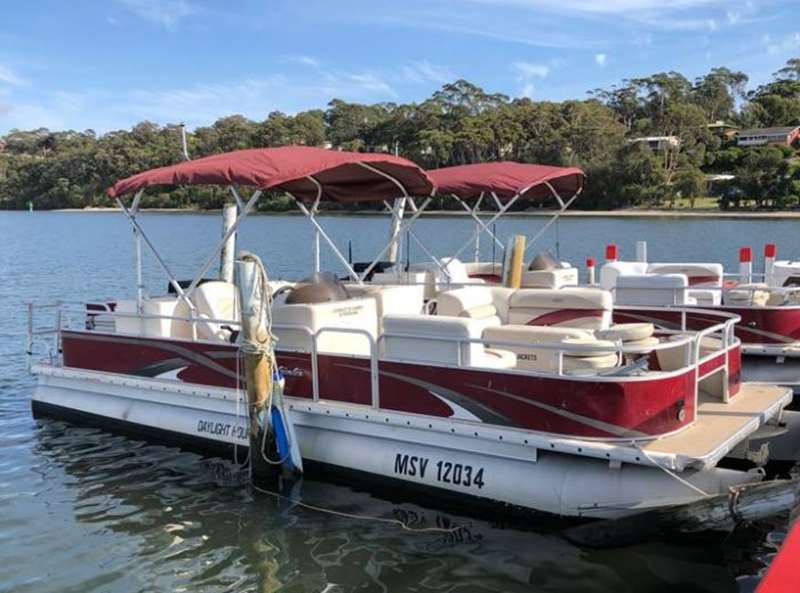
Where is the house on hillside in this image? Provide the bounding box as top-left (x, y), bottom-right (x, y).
top-left (736, 126), bottom-right (800, 147)
top-left (707, 121), bottom-right (739, 142)
top-left (627, 136), bottom-right (680, 151)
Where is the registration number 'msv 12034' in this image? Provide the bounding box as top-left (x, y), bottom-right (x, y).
top-left (393, 454), bottom-right (485, 489)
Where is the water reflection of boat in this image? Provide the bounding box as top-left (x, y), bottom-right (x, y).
top-left (31, 416), bottom-right (749, 593)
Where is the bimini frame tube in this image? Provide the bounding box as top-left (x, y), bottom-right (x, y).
top-left (130, 190), bottom-right (144, 313)
top-left (523, 182), bottom-right (582, 256)
top-left (359, 197), bottom-right (433, 282)
top-left (451, 192), bottom-right (506, 260)
top-left (442, 191), bottom-right (522, 274)
top-left (292, 176), bottom-right (362, 283)
top-left (183, 188), bottom-right (262, 302)
top-left (381, 199), bottom-right (444, 271)
top-left (114, 194), bottom-right (196, 316)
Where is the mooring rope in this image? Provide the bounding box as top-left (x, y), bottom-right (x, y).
top-left (250, 483), bottom-right (464, 534)
top-left (233, 254), bottom-right (462, 534)
top-left (633, 442), bottom-right (712, 498)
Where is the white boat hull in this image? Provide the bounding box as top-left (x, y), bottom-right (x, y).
top-left (31, 364), bottom-right (770, 520)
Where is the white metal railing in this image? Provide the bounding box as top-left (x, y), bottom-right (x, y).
top-left (608, 283), bottom-right (800, 307)
top-left (27, 301), bottom-right (739, 411)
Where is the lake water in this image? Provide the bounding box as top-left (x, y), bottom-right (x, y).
top-left (1, 210), bottom-right (797, 593)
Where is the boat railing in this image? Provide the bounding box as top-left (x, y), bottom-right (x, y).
top-left (608, 283), bottom-right (800, 304)
top-left (27, 301), bottom-right (740, 409)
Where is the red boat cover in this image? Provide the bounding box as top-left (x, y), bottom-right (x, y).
top-left (107, 146), bottom-right (434, 202)
top-left (428, 162), bottom-right (584, 200)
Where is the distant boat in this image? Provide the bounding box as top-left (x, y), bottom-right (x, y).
top-left (28, 201), bottom-right (33, 212)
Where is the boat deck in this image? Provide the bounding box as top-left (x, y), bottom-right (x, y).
top-left (643, 384), bottom-right (792, 467)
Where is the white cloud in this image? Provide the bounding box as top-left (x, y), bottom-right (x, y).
top-left (0, 67), bottom-right (401, 133)
top-left (521, 83), bottom-right (535, 98)
top-left (763, 32), bottom-right (800, 56)
top-left (0, 64), bottom-right (25, 86)
top-left (470, 0), bottom-right (727, 15)
top-left (513, 61), bottom-right (550, 79)
top-left (594, 53), bottom-right (607, 67)
top-left (400, 61), bottom-right (454, 84)
top-left (115, 0), bottom-right (196, 30)
top-left (338, 72), bottom-right (397, 97)
top-left (285, 55), bottom-right (320, 68)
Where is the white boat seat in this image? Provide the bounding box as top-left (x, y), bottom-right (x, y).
top-left (382, 314), bottom-right (515, 369)
top-left (624, 336), bottom-right (660, 349)
top-left (724, 283), bottom-right (770, 307)
top-left (408, 258), bottom-right (477, 299)
top-left (192, 281), bottom-right (239, 341)
top-left (686, 289), bottom-right (721, 306)
top-left (520, 267), bottom-right (579, 289)
top-left (771, 260), bottom-right (800, 288)
top-left (345, 284), bottom-right (425, 333)
top-left (596, 323), bottom-right (654, 343)
top-left (614, 274), bottom-right (697, 306)
top-left (482, 325), bottom-right (618, 373)
top-left (482, 325), bottom-right (593, 345)
top-left (506, 287), bottom-right (612, 330)
top-left (646, 263), bottom-right (723, 288)
top-left (464, 261), bottom-right (502, 281)
top-left (115, 297), bottom-right (191, 339)
top-left (561, 353), bottom-right (620, 371)
top-left (600, 261), bottom-right (649, 290)
top-left (272, 297), bottom-right (378, 356)
top-left (437, 286), bottom-right (495, 317)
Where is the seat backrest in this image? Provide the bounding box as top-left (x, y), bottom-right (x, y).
top-left (345, 284), bottom-right (425, 333)
top-left (437, 286), bottom-right (494, 316)
top-left (383, 314), bottom-right (485, 366)
top-left (599, 261), bottom-right (649, 291)
top-left (520, 267), bottom-right (579, 289)
top-left (647, 262), bottom-right (723, 288)
top-left (272, 297), bottom-right (378, 356)
top-left (464, 261), bottom-right (502, 282)
top-left (507, 287), bottom-right (612, 330)
top-left (193, 281), bottom-right (239, 341)
top-left (770, 260), bottom-right (800, 288)
top-left (615, 273), bottom-right (691, 306)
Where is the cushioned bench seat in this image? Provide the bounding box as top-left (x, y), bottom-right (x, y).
top-left (482, 324), bottom-right (618, 373)
top-left (383, 314), bottom-right (515, 369)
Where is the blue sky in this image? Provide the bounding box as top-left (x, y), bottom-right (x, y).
top-left (1, 0), bottom-right (798, 134)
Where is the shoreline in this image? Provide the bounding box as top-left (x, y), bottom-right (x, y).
top-left (37, 207), bottom-right (800, 219)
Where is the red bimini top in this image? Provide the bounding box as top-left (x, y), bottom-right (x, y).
top-left (107, 146), bottom-right (435, 203)
top-left (428, 162), bottom-right (584, 201)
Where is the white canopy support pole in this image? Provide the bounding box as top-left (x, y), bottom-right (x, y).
top-left (114, 196), bottom-right (195, 316)
top-left (382, 200), bottom-right (444, 272)
top-left (443, 192), bottom-right (522, 273)
top-left (386, 198), bottom-right (406, 264)
top-left (184, 189), bottom-right (262, 301)
top-left (294, 197), bottom-right (362, 283)
top-left (359, 197), bottom-right (432, 282)
top-left (131, 190), bottom-right (144, 313)
top-left (523, 183), bottom-right (582, 256)
top-left (354, 161), bottom-right (412, 264)
top-left (220, 201), bottom-right (238, 283)
top-left (473, 193), bottom-right (483, 263)
top-left (490, 192), bottom-right (504, 210)
top-left (453, 194), bottom-right (505, 257)
top-left (314, 229), bottom-right (321, 273)
top-left (228, 186), bottom-right (246, 211)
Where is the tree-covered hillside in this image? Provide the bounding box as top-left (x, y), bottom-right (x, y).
top-left (1, 58), bottom-right (799, 211)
